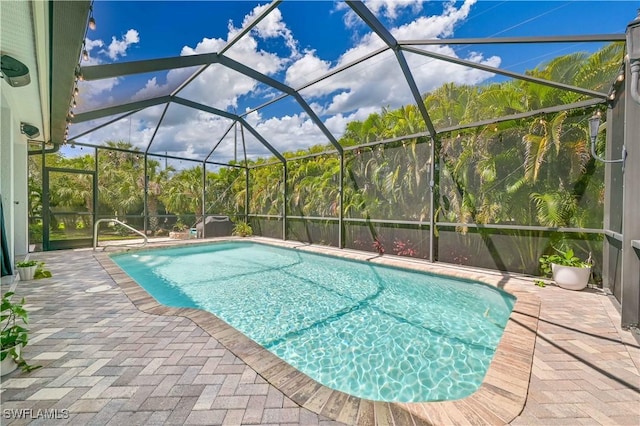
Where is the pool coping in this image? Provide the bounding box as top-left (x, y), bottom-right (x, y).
top-left (94, 237), bottom-right (540, 425)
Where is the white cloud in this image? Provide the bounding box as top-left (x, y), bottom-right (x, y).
top-left (103, 29), bottom-right (140, 60)
top-left (285, 51), bottom-right (331, 89)
top-left (75, 31), bottom-right (140, 112)
top-left (245, 4), bottom-right (299, 58)
top-left (364, 0), bottom-right (424, 20)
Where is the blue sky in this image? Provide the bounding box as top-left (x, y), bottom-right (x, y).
top-left (71, 0), bottom-right (639, 163)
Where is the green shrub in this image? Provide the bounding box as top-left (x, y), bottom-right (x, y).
top-left (232, 221), bottom-right (253, 237)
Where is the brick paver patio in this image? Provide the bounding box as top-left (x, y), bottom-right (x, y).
top-left (1, 238), bottom-right (638, 425)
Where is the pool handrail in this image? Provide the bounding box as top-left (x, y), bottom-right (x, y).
top-left (93, 218), bottom-right (148, 251)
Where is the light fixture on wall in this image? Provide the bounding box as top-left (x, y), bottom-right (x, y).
top-left (588, 111), bottom-right (626, 167)
top-left (20, 122), bottom-right (40, 139)
top-left (628, 10), bottom-right (640, 105)
top-left (0, 55), bottom-right (30, 87)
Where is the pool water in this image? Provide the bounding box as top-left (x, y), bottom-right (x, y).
top-left (111, 241), bottom-right (515, 402)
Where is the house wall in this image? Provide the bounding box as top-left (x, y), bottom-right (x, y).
top-left (1, 92), bottom-right (29, 268)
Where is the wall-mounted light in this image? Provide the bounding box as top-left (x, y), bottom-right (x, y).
top-left (589, 111), bottom-right (626, 167)
top-left (0, 55), bottom-right (31, 87)
top-left (627, 10), bottom-right (640, 105)
top-left (20, 122), bottom-right (40, 139)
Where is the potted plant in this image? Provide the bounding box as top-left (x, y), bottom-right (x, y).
top-left (1, 292), bottom-right (39, 375)
top-left (232, 221), bottom-right (253, 237)
top-left (15, 261), bottom-right (51, 281)
top-left (539, 248), bottom-right (592, 291)
top-left (15, 260), bottom-right (38, 281)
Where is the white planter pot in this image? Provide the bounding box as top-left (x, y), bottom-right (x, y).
top-left (552, 263), bottom-right (591, 291)
top-left (17, 266), bottom-right (37, 281)
top-left (1, 347), bottom-right (19, 376)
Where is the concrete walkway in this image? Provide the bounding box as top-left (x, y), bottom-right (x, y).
top-left (1, 242), bottom-right (638, 425)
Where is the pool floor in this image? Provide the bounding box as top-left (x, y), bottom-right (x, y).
top-left (111, 241), bottom-right (515, 402)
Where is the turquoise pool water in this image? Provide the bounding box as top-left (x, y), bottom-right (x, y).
top-left (111, 241), bottom-right (515, 402)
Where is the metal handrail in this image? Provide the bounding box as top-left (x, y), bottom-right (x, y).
top-left (93, 218), bottom-right (148, 251)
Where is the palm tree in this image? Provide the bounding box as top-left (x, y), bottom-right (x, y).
top-left (145, 158), bottom-right (173, 231)
top-left (161, 166), bottom-right (204, 223)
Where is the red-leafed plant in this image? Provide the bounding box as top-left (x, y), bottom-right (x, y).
top-left (372, 238), bottom-right (385, 255)
top-left (393, 239), bottom-right (417, 257)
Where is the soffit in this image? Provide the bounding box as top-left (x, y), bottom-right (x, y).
top-left (50, 0), bottom-right (90, 147)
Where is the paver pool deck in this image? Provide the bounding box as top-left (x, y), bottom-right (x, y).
top-left (1, 237), bottom-right (639, 425)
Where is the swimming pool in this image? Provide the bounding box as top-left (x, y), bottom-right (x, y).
top-left (111, 241), bottom-right (515, 402)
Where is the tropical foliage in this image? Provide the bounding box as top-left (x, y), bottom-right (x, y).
top-left (28, 44), bottom-right (622, 276)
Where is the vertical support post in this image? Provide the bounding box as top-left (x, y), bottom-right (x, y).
top-left (241, 124), bottom-right (249, 224)
top-left (93, 148), bottom-right (98, 244)
top-left (603, 105), bottom-right (624, 298)
top-left (42, 166), bottom-right (49, 252)
top-left (143, 154), bottom-right (148, 236)
top-left (622, 54), bottom-right (640, 330)
top-left (428, 136), bottom-right (438, 262)
top-left (339, 152), bottom-right (344, 249)
top-left (202, 162), bottom-right (207, 223)
top-left (283, 162), bottom-right (287, 241)
top-left (40, 147), bottom-right (47, 251)
top-left (245, 167), bottom-right (250, 223)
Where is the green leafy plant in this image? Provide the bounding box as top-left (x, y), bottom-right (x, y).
top-left (172, 222), bottom-right (188, 232)
top-left (539, 248), bottom-right (592, 276)
top-left (232, 221), bottom-right (253, 237)
top-left (15, 260), bottom-right (37, 268)
top-left (1, 292), bottom-right (40, 372)
top-left (34, 262), bottom-right (52, 279)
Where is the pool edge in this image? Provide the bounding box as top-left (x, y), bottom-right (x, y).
top-left (95, 237), bottom-right (540, 425)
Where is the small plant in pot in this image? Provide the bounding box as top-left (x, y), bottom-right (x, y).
top-left (539, 248), bottom-right (592, 291)
top-left (15, 260), bottom-right (38, 281)
top-left (15, 261), bottom-right (51, 281)
top-left (1, 292), bottom-right (40, 375)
